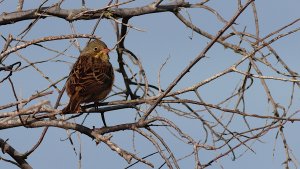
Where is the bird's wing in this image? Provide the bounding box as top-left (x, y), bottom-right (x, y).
top-left (78, 63), bottom-right (114, 96)
top-left (66, 55), bottom-right (114, 97)
top-left (92, 63), bottom-right (114, 86)
top-left (66, 56), bottom-right (93, 95)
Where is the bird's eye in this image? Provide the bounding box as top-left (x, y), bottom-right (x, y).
top-left (94, 47), bottom-right (98, 51)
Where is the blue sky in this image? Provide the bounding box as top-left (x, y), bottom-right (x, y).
top-left (1, 0), bottom-right (300, 169)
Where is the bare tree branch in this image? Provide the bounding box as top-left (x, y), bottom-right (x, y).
top-left (0, 138), bottom-right (33, 169)
top-left (0, 1), bottom-right (190, 25)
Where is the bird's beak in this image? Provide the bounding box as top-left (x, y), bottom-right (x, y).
top-left (102, 48), bottom-right (110, 55)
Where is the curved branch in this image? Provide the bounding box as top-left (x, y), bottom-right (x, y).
top-left (0, 1), bottom-right (190, 26)
top-left (0, 118), bottom-right (157, 167)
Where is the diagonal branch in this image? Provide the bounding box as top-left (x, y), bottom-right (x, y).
top-left (0, 138), bottom-right (32, 169)
top-left (141, 0), bottom-right (255, 120)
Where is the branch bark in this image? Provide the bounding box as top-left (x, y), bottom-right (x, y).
top-left (0, 138), bottom-right (32, 169)
top-left (0, 1), bottom-right (190, 26)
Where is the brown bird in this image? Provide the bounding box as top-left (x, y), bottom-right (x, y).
top-left (62, 39), bottom-right (114, 114)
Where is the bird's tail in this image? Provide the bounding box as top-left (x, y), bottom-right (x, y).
top-left (62, 94), bottom-right (82, 114)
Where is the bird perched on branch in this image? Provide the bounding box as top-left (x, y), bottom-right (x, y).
top-left (62, 39), bottom-right (114, 114)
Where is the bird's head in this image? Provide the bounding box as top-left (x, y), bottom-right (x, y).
top-left (82, 39), bottom-right (110, 62)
